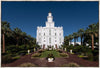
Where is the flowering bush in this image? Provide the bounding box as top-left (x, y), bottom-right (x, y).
top-left (60, 53), bottom-right (69, 57)
top-left (38, 49), bottom-right (44, 53)
top-left (31, 53), bottom-right (41, 57)
top-left (56, 49), bottom-right (63, 53)
top-left (46, 54), bottom-right (55, 61)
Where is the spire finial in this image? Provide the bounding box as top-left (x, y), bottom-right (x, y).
top-left (49, 11), bottom-right (51, 13)
top-left (49, 8), bottom-right (51, 13)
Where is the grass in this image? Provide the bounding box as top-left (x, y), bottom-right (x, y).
top-left (12, 56), bottom-right (20, 60)
top-left (32, 53), bottom-right (41, 57)
top-left (78, 55), bottom-right (84, 58)
top-left (40, 50), bottom-right (61, 58)
top-left (60, 53), bottom-right (69, 57)
top-left (70, 53), bottom-right (74, 54)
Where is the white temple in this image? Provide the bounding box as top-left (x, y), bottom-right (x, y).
top-left (36, 12), bottom-right (64, 49)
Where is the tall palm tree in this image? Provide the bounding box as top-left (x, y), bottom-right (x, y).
top-left (78, 28), bottom-right (84, 45)
top-left (64, 36), bottom-right (69, 45)
top-left (85, 23), bottom-right (97, 50)
top-left (72, 32), bottom-right (78, 46)
top-left (1, 21), bottom-right (11, 53)
top-left (21, 32), bottom-right (27, 45)
top-left (13, 28), bottom-right (22, 46)
top-left (95, 22), bottom-right (99, 37)
top-left (68, 34), bottom-right (73, 45)
top-left (27, 35), bottom-right (34, 45)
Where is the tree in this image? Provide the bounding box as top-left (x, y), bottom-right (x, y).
top-left (85, 23), bottom-right (97, 50)
top-left (68, 34), bottom-right (73, 45)
top-left (13, 28), bottom-right (22, 46)
top-left (64, 36), bottom-right (69, 46)
top-left (1, 21), bottom-right (11, 53)
top-left (95, 22), bottom-right (99, 37)
top-left (21, 32), bottom-right (27, 45)
top-left (72, 32), bottom-right (78, 46)
top-left (78, 28), bottom-right (84, 45)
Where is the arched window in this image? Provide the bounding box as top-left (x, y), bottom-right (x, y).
top-left (49, 38), bottom-right (51, 43)
top-left (59, 38), bottom-right (61, 43)
top-left (49, 29), bottom-right (51, 35)
top-left (39, 33), bottom-right (41, 35)
top-left (44, 33), bottom-right (45, 36)
top-left (59, 33), bottom-right (61, 36)
top-left (55, 33), bottom-right (56, 36)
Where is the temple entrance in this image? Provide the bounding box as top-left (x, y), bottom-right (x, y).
top-left (43, 44), bottom-right (45, 49)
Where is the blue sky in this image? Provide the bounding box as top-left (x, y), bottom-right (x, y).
top-left (2, 1), bottom-right (99, 40)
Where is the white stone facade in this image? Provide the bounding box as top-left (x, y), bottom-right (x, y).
top-left (36, 12), bottom-right (64, 49)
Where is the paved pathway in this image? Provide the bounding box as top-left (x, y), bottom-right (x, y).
top-left (1, 51), bottom-right (99, 67)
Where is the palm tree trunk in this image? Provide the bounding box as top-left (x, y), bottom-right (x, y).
top-left (70, 40), bottom-right (71, 45)
top-left (74, 38), bottom-right (76, 46)
top-left (91, 34), bottom-right (94, 50)
top-left (16, 37), bottom-right (19, 46)
top-left (81, 36), bottom-right (82, 45)
top-left (3, 33), bottom-right (5, 53)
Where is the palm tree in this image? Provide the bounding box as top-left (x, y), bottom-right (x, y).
top-left (21, 32), bottom-right (27, 45)
top-left (85, 23), bottom-right (97, 50)
top-left (13, 28), bottom-right (22, 46)
top-left (27, 35), bottom-right (34, 45)
top-left (68, 34), bottom-right (73, 45)
top-left (63, 36), bottom-right (69, 49)
top-left (1, 21), bottom-right (11, 53)
top-left (78, 28), bottom-right (84, 45)
top-left (95, 22), bottom-right (99, 37)
top-left (72, 32), bottom-right (78, 46)
top-left (33, 38), bottom-right (36, 45)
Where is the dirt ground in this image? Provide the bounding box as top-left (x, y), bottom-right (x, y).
top-left (1, 51), bottom-right (99, 67)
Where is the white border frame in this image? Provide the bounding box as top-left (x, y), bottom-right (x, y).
top-left (0, 0), bottom-right (100, 68)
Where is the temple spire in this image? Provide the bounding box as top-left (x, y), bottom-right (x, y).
top-left (46, 12), bottom-right (54, 27)
top-left (47, 12), bottom-right (53, 22)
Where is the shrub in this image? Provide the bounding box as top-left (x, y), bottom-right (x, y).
top-left (56, 49), bottom-right (63, 53)
top-left (20, 63), bottom-right (36, 67)
top-left (87, 53), bottom-right (94, 61)
top-left (94, 55), bottom-right (99, 61)
top-left (38, 49), bottom-right (44, 53)
top-left (2, 54), bottom-right (14, 64)
top-left (12, 56), bottom-right (20, 60)
top-left (46, 53), bottom-right (55, 61)
top-left (61, 63), bottom-right (80, 67)
top-left (31, 53), bottom-right (41, 57)
top-left (78, 55), bottom-right (84, 58)
top-left (60, 53), bottom-right (69, 57)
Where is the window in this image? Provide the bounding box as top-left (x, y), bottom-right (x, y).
top-left (59, 33), bottom-right (61, 36)
top-left (59, 38), bottom-right (61, 43)
top-left (39, 38), bottom-right (41, 43)
top-left (39, 33), bottom-right (41, 35)
top-left (49, 30), bottom-right (51, 35)
top-left (49, 38), bottom-right (51, 43)
top-left (39, 38), bottom-right (41, 41)
top-left (55, 33), bottom-right (56, 36)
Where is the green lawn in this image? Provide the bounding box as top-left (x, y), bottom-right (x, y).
top-left (40, 50), bottom-right (61, 58)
